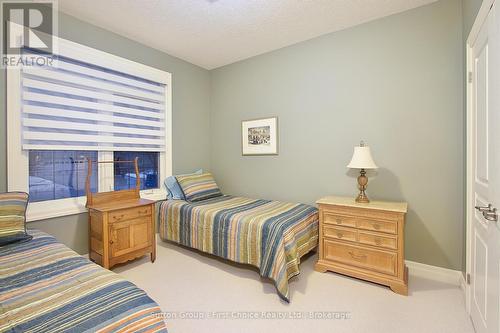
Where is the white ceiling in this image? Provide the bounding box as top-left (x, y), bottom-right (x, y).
top-left (58, 0), bottom-right (437, 70)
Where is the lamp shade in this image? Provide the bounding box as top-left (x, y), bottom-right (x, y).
top-left (347, 146), bottom-right (378, 169)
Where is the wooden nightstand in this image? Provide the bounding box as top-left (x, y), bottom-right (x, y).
top-left (314, 196), bottom-right (408, 295)
top-left (88, 198), bottom-right (156, 269)
top-left (85, 158), bottom-right (156, 270)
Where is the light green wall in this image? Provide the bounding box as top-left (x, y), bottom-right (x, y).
top-left (463, 0), bottom-right (484, 39)
top-left (210, 0), bottom-right (464, 270)
top-left (0, 11), bottom-right (211, 254)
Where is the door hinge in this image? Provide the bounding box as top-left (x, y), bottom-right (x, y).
top-left (468, 71), bottom-right (473, 84)
top-left (466, 273), bottom-right (471, 285)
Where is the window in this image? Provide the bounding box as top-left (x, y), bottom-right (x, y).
top-left (114, 151), bottom-right (159, 191)
top-left (28, 150), bottom-right (160, 203)
top-left (29, 150), bottom-right (97, 202)
top-left (8, 37), bottom-right (172, 221)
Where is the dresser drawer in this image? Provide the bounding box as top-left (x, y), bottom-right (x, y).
top-left (356, 218), bottom-right (397, 234)
top-left (109, 205), bottom-right (152, 223)
top-left (358, 231), bottom-right (397, 250)
top-left (324, 225), bottom-right (357, 242)
top-left (323, 213), bottom-right (356, 228)
top-left (323, 239), bottom-right (397, 276)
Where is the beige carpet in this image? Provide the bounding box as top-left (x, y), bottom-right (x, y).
top-left (113, 238), bottom-right (474, 333)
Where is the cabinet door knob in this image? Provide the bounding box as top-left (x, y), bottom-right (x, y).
top-left (110, 231), bottom-right (117, 245)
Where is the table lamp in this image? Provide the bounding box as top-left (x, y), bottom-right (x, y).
top-left (347, 141), bottom-right (378, 203)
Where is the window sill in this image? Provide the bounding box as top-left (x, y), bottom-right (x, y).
top-left (26, 190), bottom-right (167, 222)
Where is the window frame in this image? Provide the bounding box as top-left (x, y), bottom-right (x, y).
top-left (7, 37), bottom-right (172, 222)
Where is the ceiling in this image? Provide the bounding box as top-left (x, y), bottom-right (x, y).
top-left (58, 0), bottom-right (438, 70)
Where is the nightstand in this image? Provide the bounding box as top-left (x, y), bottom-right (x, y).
top-left (88, 198), bottom-right (156, 269)
top-left (85, 158), bottom-right (157, 270)
top-left (314, 196), bottom-right (408, 295)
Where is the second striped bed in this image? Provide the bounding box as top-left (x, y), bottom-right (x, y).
top-left (158, 195), bottom-right (319, 301)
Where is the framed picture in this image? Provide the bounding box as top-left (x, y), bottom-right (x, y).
top-left (241, 117), bottom-right (278, 156)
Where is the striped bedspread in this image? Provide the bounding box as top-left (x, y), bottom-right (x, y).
top-left (158, 195), bottom-right (319, 301)
top-left (0, 230), bottom-right (167, 333)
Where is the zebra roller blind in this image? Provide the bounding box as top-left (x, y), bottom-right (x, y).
top-left (21, 51), bottom-right (166, 152)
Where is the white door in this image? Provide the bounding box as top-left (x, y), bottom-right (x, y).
top-left (469, 2), bottom-right (500, 333)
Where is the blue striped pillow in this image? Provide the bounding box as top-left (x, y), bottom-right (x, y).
top-left (176, 173), bottom-right (223, 202)
top-left (0, 192), bottom-right (32, 246)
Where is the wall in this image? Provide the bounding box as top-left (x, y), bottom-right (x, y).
top-left (463, 0), bottom-right (484, 39)
top-left (210, 0), bottom-right (464, 270)
top-left (0, 11), bottom-right (211, 254)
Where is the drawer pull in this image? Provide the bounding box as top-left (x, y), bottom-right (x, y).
top-left (113, 214), bottom-right (124, 220)
top-left (336, 232), bottom-right (344, 239)
top-left (348, 251), bottom-right (367, 261)
top-left (336, 218), bottom-right (342, 224)
top-left (374, 238), bottom-right (382, 245)
top-left (139, 209), bottom-right (149, 214)
top-left (372, 223), bottom-right (380, 230)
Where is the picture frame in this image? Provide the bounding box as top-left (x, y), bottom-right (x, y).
top-left (241, 117), bottom-right (279, 156)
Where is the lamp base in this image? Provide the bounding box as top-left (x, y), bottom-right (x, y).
top-left (355, 169), bottom-right (370, 203)
top-left (355, 193), bottom-right (370, 203)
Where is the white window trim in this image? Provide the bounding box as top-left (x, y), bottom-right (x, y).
top-left (7, 37), bottom-right (172, 222)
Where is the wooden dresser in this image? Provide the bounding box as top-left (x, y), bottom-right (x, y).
top-left (88, 197), bottom-right (156, 269)
top-left (314, 196), bottom-right (408, 295)
top-left (86, 158), bottom-right (156, 270)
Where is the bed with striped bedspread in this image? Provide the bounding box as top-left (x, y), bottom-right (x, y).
top-left (158, 195), bottom-right (319, 302)
top-left (0, 230), bottom-right (167, 333)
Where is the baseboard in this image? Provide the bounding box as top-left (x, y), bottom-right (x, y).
top-left (405, 260), bottom-right (463, 287)
top-left (459, 273), bottom-right (467, 291)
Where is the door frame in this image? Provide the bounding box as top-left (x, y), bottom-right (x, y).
top-left (465, 0), bottom-right (496, 315)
